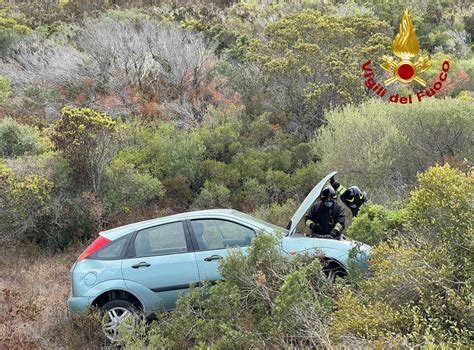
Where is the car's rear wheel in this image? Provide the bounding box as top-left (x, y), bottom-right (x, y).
top-left (100, 300), bottom-right (140, 343)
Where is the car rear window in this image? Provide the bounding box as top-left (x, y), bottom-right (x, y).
top-left (134, 221), bottom-right (188, 257)
top-left (91, 236), bottom-right (128, 260)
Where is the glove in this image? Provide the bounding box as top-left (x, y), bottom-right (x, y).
top-left (330, 177), bottom-right (340, 191)
top-left (309, 223), bottom-right (323, 236)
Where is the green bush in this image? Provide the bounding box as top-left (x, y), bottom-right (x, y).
top-left (0, 74), bottom-right (10, 104)
top-left (315, 98), bottom-right (474, 204)
top-left (192, 180), bottom-right (231, 209)
top-left (238, 178), bottom-right (269, 212)
top-left (0, 153), bottom-right (103, 249)
top-left (121, 234), bottom-right (338, 349)
top-left (161, 176), bottom-right (193, 211)
top-left (107, 121), bottom-right (206, 192)
top-left (252, 198), bottom-right (299, 228)
top-left (51, 107), bottom-right (122, 193)
top-left (198, 121), bottom-right (242, 163)
top-left (0, 8), bottom-right (30, 56)
top-left (332, 165), bottom-right (473, 347)
top-left (246, 9), bottom-right (391, 140)
top-left (405, 164), bottom-right (473, 281)
top-left (0, 118), bottom-right (42, 158)
top-left (200, 159), bottom-right (240, 190)
top-left (346, 203), bottom-right (406, 245)
top-left (0, 171), bottom-right (53, 245)
top-left (103, 158), bottom-right (165, 216)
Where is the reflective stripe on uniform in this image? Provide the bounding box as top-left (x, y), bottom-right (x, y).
top-left (334, 223), bottom-right (343, 232)
top-left (336, 184), bottom-right (347, 196)
top-left (305, 219), bottom-right (315, 228)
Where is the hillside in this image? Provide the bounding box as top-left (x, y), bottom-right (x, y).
top-left (0, 0), bottom-right (473, 348)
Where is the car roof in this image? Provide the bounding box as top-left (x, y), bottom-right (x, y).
top-left (99, 209), bottom-right (241, 240)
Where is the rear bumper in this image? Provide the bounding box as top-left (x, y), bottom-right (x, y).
top-left (67, 296), bottom-right (92, 313)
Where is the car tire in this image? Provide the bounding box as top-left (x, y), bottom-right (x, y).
top-left (321, 260), bottom-right (347, 282)
top-left (100, 299), bottom-right (140, 343)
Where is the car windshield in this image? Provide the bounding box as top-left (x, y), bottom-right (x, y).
top-left (231, 211), bottom-right (289, 236)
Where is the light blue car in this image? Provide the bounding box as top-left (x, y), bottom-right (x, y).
top-left (68, 172), bottom-right (370, 341)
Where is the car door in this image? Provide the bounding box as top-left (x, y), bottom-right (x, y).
top-left (188, 218), bottom-right (256, 284)
top-left (122, 221), bottom-right (200, 310)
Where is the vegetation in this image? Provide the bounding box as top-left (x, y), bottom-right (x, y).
top-left (0, 0), bottom-right (472, 348)
top-left (114, 165), bottom-right (472, 349)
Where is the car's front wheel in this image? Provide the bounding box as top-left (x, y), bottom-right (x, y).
top-left (100, 300), bottom-right (140, 343)
top-left (321, 259), bottom-right (347, 282)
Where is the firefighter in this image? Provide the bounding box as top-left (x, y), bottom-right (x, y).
top-left (305, 185), bottom-right (345, 239)
top-left (330, 177), bottom-right (367, 217)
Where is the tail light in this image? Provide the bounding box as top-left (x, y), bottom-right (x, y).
top-left (77, 236), bottom-right (111, 263)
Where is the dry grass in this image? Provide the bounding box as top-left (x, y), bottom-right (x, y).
top-left (0, 242), bottom-right (106, 349)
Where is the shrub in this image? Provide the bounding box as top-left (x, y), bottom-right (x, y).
top-left (404, 164), bottom-right (473, 279)
top-left (200, 159), bottom-right (240, 190)
top-left (238, 178), bottom-right (269, 212)
top-left (199, 121), bottom-right (242, 163)
top-left (331, 165), bottom-right (473, 347)
top-left (246, 9), bottom-right (391, 140)
top-left (0, 118), bottom-right (42, 158)
top-left (192, 180), bottom-right (231, 209)
top-left (50, 309), bottom-right (106, 350)
top-left (290, 161), bottom-right (325, 200)
top-left (102, 158), bottom-right (165, 216)
top-left (0, 74), bottom-right (10, 104)
top-left (230, 148), bottom-right (268, 182)
top-left (0, 153), bottom-right (102, 249)
top-left (252, 198), bottom-right (299, 229)
top-left (394, 98), bottom-right (474, 165)
top-left (315, 98), bottom-right (474, 204)
top-left (0, 170), bottom-right (53, 247)
top-left (161, 175), bottom-right (193, 211)
top-left (346, 203), bottom-right (406, 245)
top-left (121, 234), bottom-right (338, 348)
top-left (51, 107), bottom-right (121, 193)
top-left (0, 7), bottom-right (30, 56)
top-left (264, 169), bottom-right (292, 204)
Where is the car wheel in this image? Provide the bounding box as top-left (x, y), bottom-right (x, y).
top-left (100, 300), bottom-right (140, 343)
top-left (321, 260), bottom-right (347, 282)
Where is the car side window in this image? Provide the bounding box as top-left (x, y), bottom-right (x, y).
top-left (191, 219), bottom-right (256, 251)
top-left (134, 222), bottom-right (188, 257)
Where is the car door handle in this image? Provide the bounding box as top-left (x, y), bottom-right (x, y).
top-left (131, 262), bottom-right (151, 269)
top-left (204, 255), bottom-right (222, 262)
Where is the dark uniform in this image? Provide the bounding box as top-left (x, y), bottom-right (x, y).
top-left (331, 179), bottom-right (367, 217)
top-left (305, 201), bottom-right (345, 239)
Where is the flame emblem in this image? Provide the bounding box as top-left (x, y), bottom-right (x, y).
top-left (380, 9), bottom-right (431, 86)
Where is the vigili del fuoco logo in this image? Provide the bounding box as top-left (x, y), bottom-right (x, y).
top-left (361, 9), bottom-right (450, 104)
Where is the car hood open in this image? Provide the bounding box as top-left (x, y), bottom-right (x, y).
top-left (286, 171), bottom-right (337, 236)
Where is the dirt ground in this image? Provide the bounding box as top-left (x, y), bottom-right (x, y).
top-left (0, 243), bottom-right (107, 349)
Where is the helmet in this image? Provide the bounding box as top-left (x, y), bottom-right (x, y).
top-left (320, 185), bottom-right (337, 202)
top-left (341, 186), bottom-right (366, 207)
